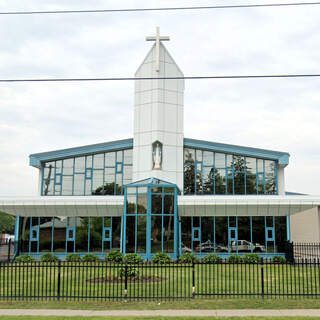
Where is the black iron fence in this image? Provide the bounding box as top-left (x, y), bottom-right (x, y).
top-left (1, 259), bottom-right (320, 301)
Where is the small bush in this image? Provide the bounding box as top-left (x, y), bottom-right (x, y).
top-left (272, 255), bottom-right (286, 263)
top-left (81, 254), bottom-right (100, 262)
top-left (15, 254), bottom-right (34, 263)
top-left (227, 254), bottom-right (242, 263)
top-left (178, 253), bottom-right (198, 263)
top-left (241, 253), bottom-right (260, 264)
top-left (105, 250), bottom-right (124, 263)
top-left (118, 266), bottom-right (139, 279)
top-left (124, 253), bottom-right (143, 264)
top-left (40, 253), bottom-right (58, 262)
top-left (202, 254), bottom-right (222, 263)
top-left (66, 253), bottom-right (81, 262)
top-left (152, 252), bottom-right (171, 264)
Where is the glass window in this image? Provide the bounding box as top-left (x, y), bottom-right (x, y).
top-left (123, 149), bottom-right (133, 165)
top-left (93, 154), bottom-right (104, 169)
top-left (75, 157), bottom-right (85, 173)
top-left (246, 157), bottom-right (256, 175)
top-left (63, 158), bottom-right (73, 175)
top-left (105, 152), bottom-right (115, 167)
top-left (203, 151), bottom-right (213, 166)
top-left (215, 168), bottom-right (226, 194)
top-left (202, 167), bottom-right (213, 194)
top-left (215, 153), bottom-right (225, 168)
top-left (61, 176), bottom-right (73, 195)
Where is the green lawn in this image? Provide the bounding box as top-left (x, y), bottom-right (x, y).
top-left (0, 262), bottom-right (319, 300)
top-left (1, 299), bottom-right (320, 310)
top-left (2, 317), bottom-right (320, 320)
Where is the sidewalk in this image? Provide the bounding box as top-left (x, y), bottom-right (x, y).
top-left (1, 309), bottom-right (320, 317)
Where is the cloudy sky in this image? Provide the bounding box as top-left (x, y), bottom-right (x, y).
top-left (0, 0), bottom-right (319, 196)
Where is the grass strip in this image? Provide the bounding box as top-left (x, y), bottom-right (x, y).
top-left (1, 299), bottom-right (320, 310)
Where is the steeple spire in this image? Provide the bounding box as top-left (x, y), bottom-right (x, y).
top-left (146, 27), bottom-right (170, 72)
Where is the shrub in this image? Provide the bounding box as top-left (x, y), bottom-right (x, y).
top-left (272, 255), bottom-right (286, 263)
top-left (227, 254), bottom-right (242, 263)
top-left (66, 253), bottom-right (81, 262)
top-left (118, 266), bottom-right (139, 279)
top-left (178, 253), bottom-right (198, 263)
top-left (81, 254), bottom-right (100, 262)
top-left (105, 250), bottom-right (124, 263)
top-left (15, 254), bottom-right (34, 263)
top-left (124, 253), bottom-right (143, 264)
top-left (202, 254), bottom-right (222, 263)
top-left (241, 253), bottom-right (260, 264)
top-left (40, 253), bottom-right (58, 262)
top-left (152, 252), bottom-right (171, 264)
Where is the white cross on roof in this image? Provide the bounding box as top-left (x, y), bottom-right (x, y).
top-left (146, 27), bottom-right (170, 72)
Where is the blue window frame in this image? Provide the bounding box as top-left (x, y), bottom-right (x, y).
top-left (30, 227), bottom-right (39, 241)
top-left (116, 162), bottom-right (123, 174)
top-left (66, 227), bottom-right (75, 241)
top-left (266, 227), bottom-right (275, 242)
top-left (85, 168), bottom-right (92, 179)
top-left (192, 227), bottom-right (201, 241)
top-left (103, 227), bottom-right (112, 241)
top-left (55, 173), bottom-right (62, 185)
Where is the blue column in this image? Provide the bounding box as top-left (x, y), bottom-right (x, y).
top-left (146, 186), bottom-right (152, 260)
top-left (286, 214), bottom-right (291, 241)
top-left (14, 216), bottom-right (20, 255)
top-left (173, 188), bottom-right (178, 260)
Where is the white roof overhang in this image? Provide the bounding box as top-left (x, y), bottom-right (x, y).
top-left (178, 195), bottom-right (320, 217)
top-left (0, 196), bottom-right (124, 217)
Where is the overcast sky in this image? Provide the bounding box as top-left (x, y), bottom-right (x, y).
top-left (0, 0), bottom-right (319, 196)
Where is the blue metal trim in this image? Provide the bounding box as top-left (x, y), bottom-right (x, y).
top-left (286, 214), bottom-right (291, 241)
top-left (184, 138), bottom-right (290, 164)
top-left (88, 217), bottom-right (91, 252)
top-left (146, 185), bottom-right (152, 260)
top-left (265, 227), bottom-right (275, 241)
top-left (192, 227), bottom-right (201, 242)
top-left (173, 188), bottom-right (178, 260)
top-left (66, 227), bottom-right (75, 241)
top-left (14, 216), bottom-right (20, 256)
top-left (103, 227), bottom-right (112, 241)
top-left (51, 217), bottom-right (54, 253)
top-left (29, 138), bottom-right (133, 168)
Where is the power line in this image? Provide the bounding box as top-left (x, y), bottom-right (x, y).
top-left (1, 2), bottom-right (320, 15)
top-left (1, 74), bottom-right (320, 83)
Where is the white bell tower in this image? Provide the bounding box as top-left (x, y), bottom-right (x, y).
top-left (132, 27), bottom-right (184, 190)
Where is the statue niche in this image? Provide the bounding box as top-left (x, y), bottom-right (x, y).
top-left (152, 141), bottom-right (163, 170)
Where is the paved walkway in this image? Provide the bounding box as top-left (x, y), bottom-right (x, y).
top-left (1, 309), bottom-right (320, 317)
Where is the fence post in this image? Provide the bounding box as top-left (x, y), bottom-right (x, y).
top-left (124, 262), bottom-right (128, 301)
top-left (285, 241), bottom-right (294, 264)
top-left (192, 261), bottom-right (195, 299)
top-left (260, 258), bottom-right (264, 300)
top-left (7, 239), bottom-right (11, 262)
top-left (57, 260), bottom-right (61, 301)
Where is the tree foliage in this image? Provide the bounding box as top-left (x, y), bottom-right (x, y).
top-left (0, 211), bottom-right (15, 234)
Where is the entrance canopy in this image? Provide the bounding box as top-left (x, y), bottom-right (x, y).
top-left (0, 196), bottom-right (124, 217)
top-left (178, 195), bottom-right (320, 216)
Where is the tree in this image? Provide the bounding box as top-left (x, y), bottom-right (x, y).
top-left (92, 182), bottom-right (122, 195)
top-left (0, 211), bottom-right (15, 234)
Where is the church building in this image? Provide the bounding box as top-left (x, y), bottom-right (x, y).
top-left (1, 28), bottom-right (320, 260)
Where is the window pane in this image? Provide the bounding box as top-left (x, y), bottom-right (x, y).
top-left (215, 169), bottom-right (226, 194)
top-left (215, 153), bottom-right (225, 168)
top-left (203, 151), bottom-right (213, 166)
top-left (63, 159), bottom-right (73, 175)
top-left (61, 176), bottom-right (73, 195)
top-left (75, 157), bottom-right (85, 173)
top-left (124, 149), bottom-right (133, 165)
top-left (246, 157), bottom-right (256, 175)
top-left (93, 154), bottom-right (104, 169)
top-left (106, 152), bottom-right (115, 167)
